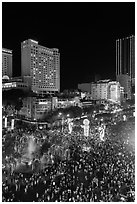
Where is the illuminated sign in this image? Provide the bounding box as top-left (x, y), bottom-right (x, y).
top-left (4, 82), bottom-right (13, 86)
top-left (2, 49), bottom-right (12, 54)
top-left (30, 39), bottom-right (38, 44)
top-left (39, 102), bottom-right (48, 105)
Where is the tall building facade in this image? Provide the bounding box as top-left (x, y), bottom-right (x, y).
top-left (116, 35), bottom-right (135, 98)
top-left (21, 39), bottom-right (60, 94)
top-left (2, 48), bottom-right (12, 78)
top-left (116, 35), bottom-right (135, 80)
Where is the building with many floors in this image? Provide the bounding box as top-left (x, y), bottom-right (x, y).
top-left (78, 80), bottom-right (122, 103)
top-left (21, 39), bottom-right (60, 94)
top-left (2, 48), bottom-right (13, 78)
top-left (116, 35), bottom-right (135, 99)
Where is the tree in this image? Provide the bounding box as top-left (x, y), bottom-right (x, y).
top-left (99, 104), bottom-right (105, 110)
top-left (15, 98), bottom-right (23, 111)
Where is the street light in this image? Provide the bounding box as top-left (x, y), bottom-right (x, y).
top-left (58, 112), bottom-right (64, 132)
top-left (58, 112), bottom-right (62, 117)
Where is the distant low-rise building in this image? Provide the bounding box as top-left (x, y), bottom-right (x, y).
top-left (116, 74), bottom-right (131, 99)
top-left (18, 96), bottom-right (81, 121)
top-left (91, 80), bottom-right (110, 100)
top-left (78, 79), bottom-right (121, 103)
top-left (107, 81), bottom-right (121, 103)
top-left (19, 97), bottom-right (52, 120)
top-left (78, 83), bottom-right (91, 93)
top-left (2, 81), bottom-right (29, 91)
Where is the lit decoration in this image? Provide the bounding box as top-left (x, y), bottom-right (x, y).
top-left (99, 124), bottom-right (105, 141)
top-left (39, 125), bottom-right (43, 130)
top-left (67, 118), bottom-right (73, 134)
top-left (11, 119), bottom-right (14, 130)
top-left (123, 115), bottom-right (127, 121)
top-left (82, 143), bottom-right (91, 152)
top-left (81, 118), bottom-right (90, 136)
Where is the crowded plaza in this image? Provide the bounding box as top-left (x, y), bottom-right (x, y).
top-left (2, 104), bottom-right (135, 202)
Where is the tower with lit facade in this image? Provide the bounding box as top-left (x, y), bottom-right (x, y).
top-left (21, 39), bottom-right (60, 94)
top-left (2, 48), bottom-right (12, 78)
top-left (116, 35), bottom-right (135, 99)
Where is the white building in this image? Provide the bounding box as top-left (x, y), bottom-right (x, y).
top-left (21, 39), bottom-right (60, 94)
top-left (107, 81), bottom-right (121, 103)
top-left (2, 81), bottom-right (29, 91)
top-left (78, 80), bottom-right (121, 103)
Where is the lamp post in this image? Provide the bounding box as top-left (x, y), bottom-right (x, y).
top-left (5, 116), bottom-right (7, 128)
top-left (67, 118), bottom-right (73, 134)
top-left (61, 117), bottom-right (64, 132)
top-left (58, 112), bottom-right (63, 132)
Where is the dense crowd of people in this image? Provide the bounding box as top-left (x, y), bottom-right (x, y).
top-left (2, 106), bottom-right (135, 202)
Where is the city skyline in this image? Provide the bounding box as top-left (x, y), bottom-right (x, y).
top-left (2, 2), bottom-right (135, 91)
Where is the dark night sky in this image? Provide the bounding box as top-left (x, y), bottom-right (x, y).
top-left (2, 2), bottom-right (135, 91)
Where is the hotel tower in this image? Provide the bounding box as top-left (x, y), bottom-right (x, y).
top-left (21, 39), bottom-right (60, 94)
top-left (2, 48), bottom-right (12, 78)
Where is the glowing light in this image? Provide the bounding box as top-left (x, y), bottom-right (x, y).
top-left (2, 49), bottom-right (12, 54)
top-left (58, 112), bottom-right (62, 116)
top-left (39, 102), bottom-right (48, 104)
top-left (30, 39), bottom-right (38, 44)
top-left (27, 137), bottom-right (36, 160)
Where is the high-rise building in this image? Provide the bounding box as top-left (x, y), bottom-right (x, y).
top-left (116, 35), bottom-right (135, 98)
top-left (21, 39), bottom-right (60, 94)
top-left (116, 35), bottom-right (135, 80)
top-left (2, 48), bottom-right (12, 78)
